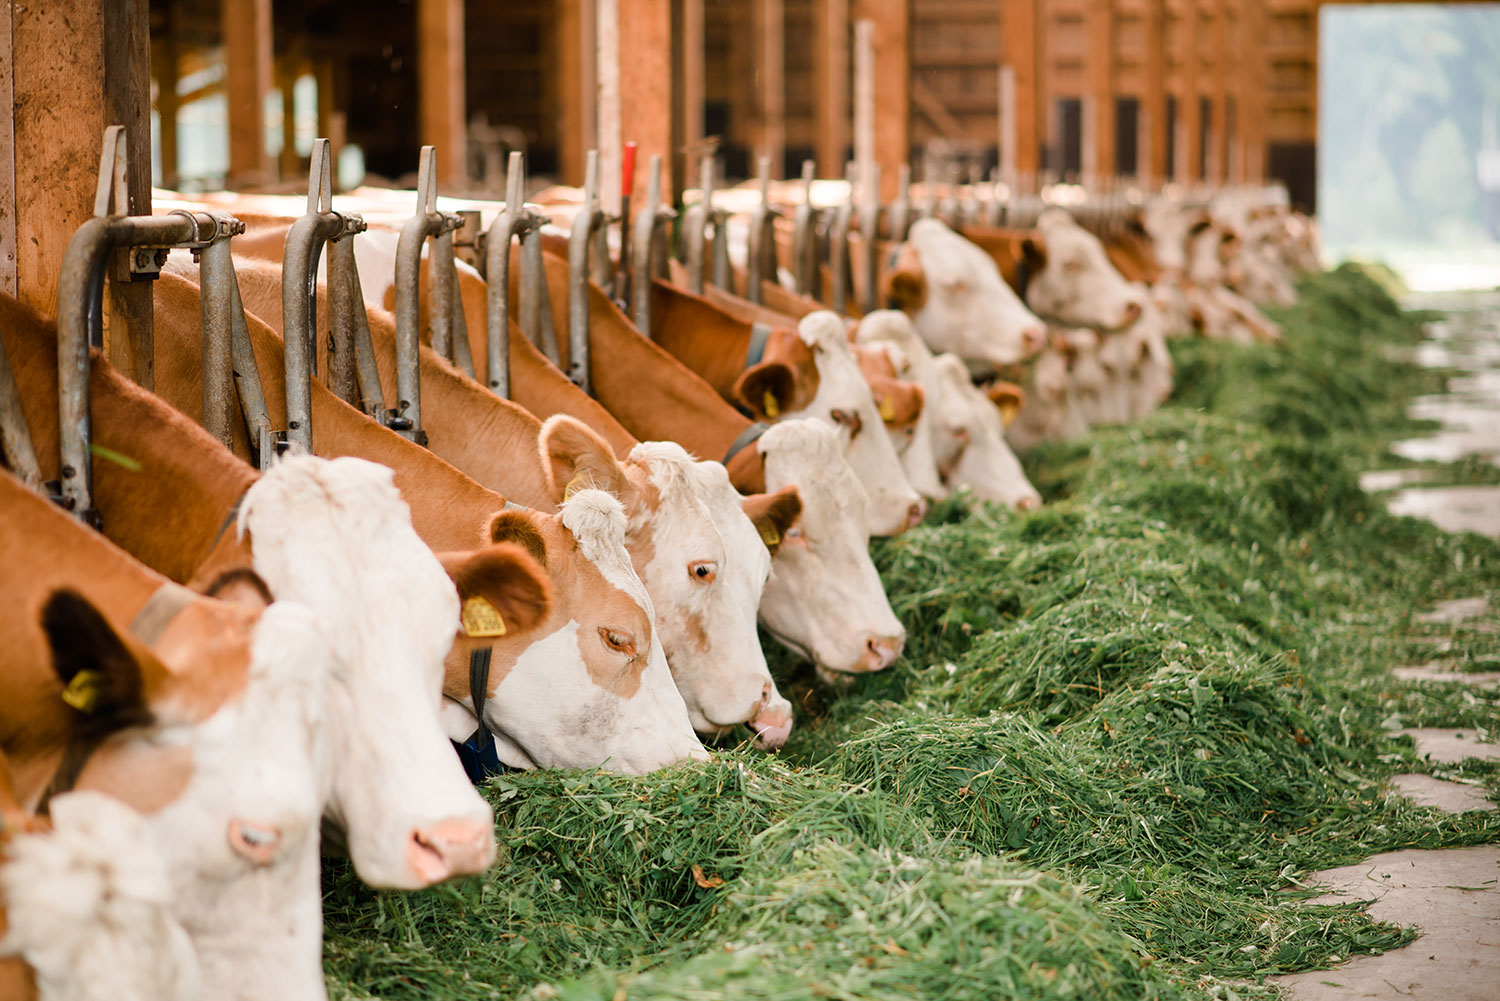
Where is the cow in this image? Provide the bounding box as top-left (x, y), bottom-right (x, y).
top-left (143, 273), bottom-right (709, 773)
top-left (0, 466), bottom-right (333, 999)
top-left (852, 310), bottom-right (1041, 509)
top-left (212, 256), bottom-right (795, 749)
top-left (1006, 331), bottom-right (1097, 452)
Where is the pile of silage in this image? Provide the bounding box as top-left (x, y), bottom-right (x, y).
top-left (321, 266), bottom-right (1500, 1001)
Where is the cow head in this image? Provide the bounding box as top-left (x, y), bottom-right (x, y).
top-left (459, 491), bottom-right (709, 774)
top-left (853, 338), bottom-right (946, 501)
top-left (0, 791), bottom-right (201, 1001)
top-left (1021, 209), bottom-right (1142, 332)
top-left (753, 419), bottom-right (906, 678)
top-left (881, 218), bottom-right (1047, 371)
top-left (45, 584), bottom-right (336, 1000)
top-left (537, 416), bottom-right (792, 749)
top-left (737, 311), bottom-right (924, 536)
top-left (1140, 197), bottom-right (1209, 276)
top-left (237, 454), bottom-right (497, 891)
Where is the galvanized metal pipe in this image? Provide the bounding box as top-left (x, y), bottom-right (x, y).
top-left (629, 156), bottom-right (676, 335)
top-left (745, 156), bottom-right (780, 305)
top-left (887, 164), bottom-right (912, 243)
top-left (449, 287), bottom-right (476, 378)
top-left (682, 156), bottom-right (714, 294)
top-left (485, 151), bottom-right (527, 398)
top-left (0, 332), bottom-right (41, 492)
top-left (324, 233), bottom-right (361, 407)
top-left (281, 210), bottom-right (346, 451)
top-left (393, 148), bottom-right (461, 445)
top-left (827, 166), bottom-right (854, 315)
top-left (568, 151), bottom-right (609, 395)
top-left (224, 259), bottom-right (276, 470)
top-left (197, 234), bottom-right (236, 449)
top-left (430, 229), bottom-right (458, 362)
top-left (331, 240), bottom-right (385, 420)
top-left (520, 228), bottom-right (559, 362)
top-left (857, 163), bottom-right (881, 314)
top-left (791, 160), bottom-right (821, 299)
top-left (56, 210), bottom-right (225, 523)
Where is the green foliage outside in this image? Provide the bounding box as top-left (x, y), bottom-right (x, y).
top-left (321, 266), bottom-right (1500, 1001)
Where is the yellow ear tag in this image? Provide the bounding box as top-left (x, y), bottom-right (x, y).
top-left (878, 396), bottom-right (897, 423)
top-left (999, 400), bottom-right (1021, 428)
top-left (758, 523), bottom-right (781, 548)
top-left (762, 390), bottom-right (780, 419)
top-left (563, 473), bottom-right (587, 501)
top-left (61, 670), bottom-right (105, 714)
top-left (461, 596), bottom-right (508, 638)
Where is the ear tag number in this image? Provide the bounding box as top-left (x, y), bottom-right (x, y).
top-left (878, 396), bottom-right (897, 423)
top-left (61, 670), bottom-right (105, 714)
top-left (461, 597), bottom-right (508, 638)
top-left (758, 524), bottom-right (781, 547)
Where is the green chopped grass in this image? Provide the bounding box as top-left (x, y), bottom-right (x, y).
top-left (322, 265), bottom-right (1500, 1001)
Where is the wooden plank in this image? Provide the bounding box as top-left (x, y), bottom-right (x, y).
top-left (12, 0), bottom-right (154, 386)
top-left (856, 0), bottom-right (907, 200)
top-left (556, 0), bottom-right (585, 186)
top-left (1142, 0), bottom-right (1164, 184)
top-left (597, 0), bottom-right (621, 213)
top-left (854, 16), bottom-right (874, 196)
top-left (223, 0), bottom-right (271, 188)
top-left (616, 0), bottom-right (675, 205)
top-left (1001, 0), bottom-right (1040, 176)
top-left (813, 0), bottom-right (849, 176)
top-left (152, 30), bottom-right (179, 189)
top-left (417, 0), bottom-right (466, 189)
top-left (1179, 0), bottom-right (1199, 182)
top-left (0, 3), bottom-right (16, 299)
top-left (683, 0), bottom-right (704, 178)
top-left (757, 0), bottom-right (786, 176)
top-left (1086, 0), bottom-right (1113, 180)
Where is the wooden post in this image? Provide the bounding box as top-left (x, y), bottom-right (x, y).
top-left (813, 0), bottom-right (850, 177)
top-left (417, 0), bottom-right (466, 189)
top-left (1086, 0), bottom-right (1113, 182)
top-left (223, 0), bottom-right (271, 189)
top-left (856, 0), bottom-right (907, 201)
top-left (557, 0), bottom-right (585, 185)
top-left (1142, 0), bottom-right (1164, 185)
top-left (1244, 0), bottom-right (1265, 182)
top-left (277, 54), bottom-right (299, 182)
top-left (597, 0), bottom-right (621, 213)
top-left (999, 64), bottom-right (1017, 183)
top-left (607, 0), bottom-right (675, 207)
top-left (10, 0), bottom-right (154, 385)
top-left (152, 31), bottom-right (179, 189)
top-left (0, 6), bottom-right (15, 298)
top-left (756, 0), bottom-right (785, 179)
top-left (1181, 0), bottom-right (1200, 183)
top-left (1001, 0), bottom-right (1040, 176)
top-left (854, 18), bottom-right (875, 196)
top-left (683, 0), bottom-right (704, 179)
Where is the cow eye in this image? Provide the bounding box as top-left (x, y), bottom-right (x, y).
top-left (599, 627), bottom-right (637, 657)
top-left (688, 560), bottom-right (717, 584)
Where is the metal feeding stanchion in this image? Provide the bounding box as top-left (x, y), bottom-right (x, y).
top-left (483, 151), bottom-right (553, 399)
top-left (629, 155), bottom-right (676, 335)
top-left (567, 150), bottom-right (612, 395)
top-left (55, 126), bottom-right (247, 524)
top-left (744, 156), bottom-right (781, 305)
top-left (391, 146), bottom-right (464, 446)
top-left (680, 156), bottom-right (730, 295)
top-left (983, 167), bottom-right (1006, 226)
top-left (856, 163), bottom-right (882, 315)
top-left (282, 139), bottom-right (370, 451)
top-left (790, 160), bottom-right (823, 299)
top-left (887, 164), bottom-right (913, 244)
top-left (826, 163), bottom-right (856, 315)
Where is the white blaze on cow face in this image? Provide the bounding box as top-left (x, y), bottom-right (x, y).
top-left (754, 420), bottom-right (906, 676)
top-left (1024, 209), bottom-right (1142, 333)
top-left (1007, 337), bottom-right (1089, 452)
top-left (781, 311), bottom-right (925, 536)
top-left (0, 791), bottom-right (201, 1001)
top-left (538, 418), bottom-right (790, 745)
top-left (1140, 197), bottom-right (1205, 275)
top-left (854, 311), bottom-right (1038, 510)
top-left (238, 454), bottom-right (495, 891)
top-left (480, 490), bottom-right (709, 775)
top-left (895, 218), bottom-right (1047, 371)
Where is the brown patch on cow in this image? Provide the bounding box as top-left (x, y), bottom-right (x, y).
top-left (539, 415), bottom-right (635, 507)
top-left (620, 463), bottom-right (661, 575)
top-left (202, 567), bottom-right (274, 609)
top-left (880, 243), bottom-right (928, 312)
top-left (741, 486), bottom-right (802, 556)
top-left (871, 379), bottom-right (925, 432)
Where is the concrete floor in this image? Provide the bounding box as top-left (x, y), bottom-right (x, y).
top-left (1274, 297), bottom-right (1500, 1000)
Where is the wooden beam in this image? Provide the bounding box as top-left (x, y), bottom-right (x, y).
top-left (1086, 0), bottom-right (1113, 182)
top-left (682, 0), bottom-right (704, 179)
top-left (618, 0), bottom-right (675, 206)
top-left (0, 6), bottom-right (17, 299)
top-left (756, 0), bottom-right (785, 177)
top-left (223, 0), bottom-right (271, 189)
top-left (1180, 0), bottom-right (1200, 183)
top-left (277, 55), bottom-right (299, 183)
top-left (813, 0), bottom-right (849, 177)
top-left (12, 0), bottom-right (154, 386)
top-left (556, 0), bottom-right (586, 186)
top-left (856, 0), bottom-right (907, 200)
top-left (1142, 0), bottom-right (1165, 185)
top-left (152, 29), bottom-right (179, 189)
top-left (1001, 0), bottom-right (1040, 177)
top-left (417, 0), bottom-right (466, 189)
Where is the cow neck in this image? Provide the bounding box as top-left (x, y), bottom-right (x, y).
top-left (961, 225), bottom-right (1032, 297)
top-left (156, 270), bottom-right (506, 553)
top-left (646, 281), bottom-right (759, 399)
top-left (0, 292), bottom-right (257, 587)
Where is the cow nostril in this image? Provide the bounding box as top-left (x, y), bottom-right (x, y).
top-left (906, 501), bottom-right (927, 528)
top-left (1015, 494), bottom-right (1041, 512)
top-left (407, 819), bottom-right (495, 884)
top-left (864, 635), bottom-right (904, 671)
top-left (1023, 325), bottom-right (1047, 355)
top-left (1123, 302), bottom-right (1142, 327)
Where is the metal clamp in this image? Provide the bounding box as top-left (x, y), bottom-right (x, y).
top-left (391, 146), bottom-right (463, 445)
top-left (629, 155), bottom-right (676, 335)
top-left (680, 156), bottom-right (730, 295)
top-left (55, 127), bottom-right (249, 524)
top-left (790, 160), bottom-right (823, 300)
top-left (744, 156), bottom-right (782, 305)
top-left (568, 151), bottom-right (612, 395)
top-left (484, 151), bottom-right (555, 399)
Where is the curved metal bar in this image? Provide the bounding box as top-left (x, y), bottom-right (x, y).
top-left (484, 150), bottom-right (549, 398)
top-left (629, 155), bottom-right (677, 335)
top-left (791, 160), bottom-right (821, 298)
top-left (568, 151), bottom-right (610, 394)
top-left (328, 238), bottom-right (385, 421)
top-left (681, 156), bottom-right (715, 294)
top-left (745, 156), bottom-right (781, 304)
top-left (223, 258), bottom-right (276, 470)
top-left (196, 234), bottom-right (237, 449)
top-left (520, 227), bottom-right (558, 361)
top-left (392, 146), bottom-right (461, 444)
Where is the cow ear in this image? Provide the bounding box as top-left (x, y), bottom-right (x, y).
top-left (540, 415), bottom-right (635, 509)
top-left (986, 381), bottom-right (1026, 428)
top-left (438, 543), bottom-right (555, 637)
top-left (1020, 234), bottom-right (1048, 273)
top-left (741, 485), bottom-right (802, 556)
top-left (202, 567), bottom-right (273, 612)
top-left (40, 590), bottom-right (156, 736)
top-left (487, 509), bottom-right (550, 568)
top-left (733, 361), bottom-right (796, 421)
top-left (879, 266), bottom-right (927, 313)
